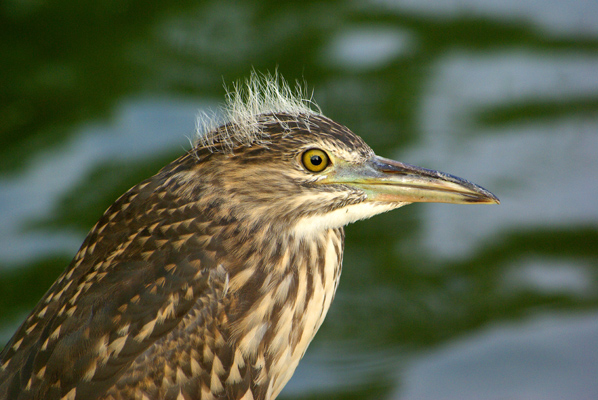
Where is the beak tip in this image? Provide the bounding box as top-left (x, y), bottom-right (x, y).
top-left (471, 189), bottom-right (500, 205)
top-left (482, 190), bottom-right (500, 205)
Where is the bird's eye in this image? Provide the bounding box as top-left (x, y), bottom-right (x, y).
top-left (302, 149), bottom-right (330, 173)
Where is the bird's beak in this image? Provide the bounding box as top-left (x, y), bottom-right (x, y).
top-left (325, 155), bottom-right (499, 205)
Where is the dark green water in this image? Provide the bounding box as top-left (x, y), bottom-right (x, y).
top-left (2, 1), bottom-right (598, 398)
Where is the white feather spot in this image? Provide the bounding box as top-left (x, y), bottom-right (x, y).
top-left (108, 335), bottom-right (127, 357)
top-left (49, 325), bottom-right (61, 340)
top-left (190, 357), bottom-right (201, 376)
top-left (239, 323), bottom-right (268, 358)
top-left (239, 389), bottom-right (255, 400)
top-left (11, 337), bottom-right (23, 351)
top-left (60, 388), bottom-right (76, 400)
top-left (226, 361), bottom-right (242, 385)
top-left (135, 319), bottom-right (157, 342)
top-left (35, 365), bottom-right (46, 379)
top-left (82, 362), bottom-right (97, 382)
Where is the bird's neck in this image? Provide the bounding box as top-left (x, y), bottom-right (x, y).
top-left (219, 225), bottom-right (345, 398)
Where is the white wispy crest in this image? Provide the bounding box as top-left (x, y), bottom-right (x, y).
top-left (195, 71), bottom-right (321, 152)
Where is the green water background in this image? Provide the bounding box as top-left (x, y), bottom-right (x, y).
top-left (1, 1), bottom-right (597, 398)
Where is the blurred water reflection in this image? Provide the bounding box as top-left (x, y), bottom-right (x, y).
top-left (1, 0), bottom-right (597, 398)
top-left (398, 313), bottom-right (598, 400)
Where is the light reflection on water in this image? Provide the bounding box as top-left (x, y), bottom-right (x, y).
top-left (1, 0), bottom-right (597, 398)
top-left (397, 312), bottom-right (598, 400)
top-left (408, 51), bottom-right (598, 260)
top-left (368, 0), bottom-right (598, 36)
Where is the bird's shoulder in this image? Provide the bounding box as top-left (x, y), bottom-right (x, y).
top-left (0, 163), bottom-right (229, 400)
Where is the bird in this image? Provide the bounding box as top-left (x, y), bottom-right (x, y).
top-left (0, 72), bottom-right (499, 400)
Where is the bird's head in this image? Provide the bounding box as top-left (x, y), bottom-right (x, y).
top-left (159, 72), bottom-right (498, 239)
top-left (163, 89), bottom-right (496, 243)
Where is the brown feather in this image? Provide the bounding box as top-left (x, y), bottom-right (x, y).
top-left (0, 112), bottom-right (363, 400)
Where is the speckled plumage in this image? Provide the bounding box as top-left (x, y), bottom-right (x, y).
top-left (0, 112), bottom-right (362, 400)
top-left (0, 75), bottom-right (498, 400)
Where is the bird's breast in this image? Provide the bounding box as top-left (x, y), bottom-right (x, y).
top-left (233, 227), bottom-right (344, 399)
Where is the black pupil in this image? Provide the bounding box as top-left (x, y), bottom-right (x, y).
top-left (310, 155), bottom-right (322, 166)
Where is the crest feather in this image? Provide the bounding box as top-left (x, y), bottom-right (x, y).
top-left (196, 71), bottom-right (321, 152)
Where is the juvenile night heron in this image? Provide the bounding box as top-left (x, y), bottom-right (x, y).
top-left (0, 74), bottom-right (498, 400)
